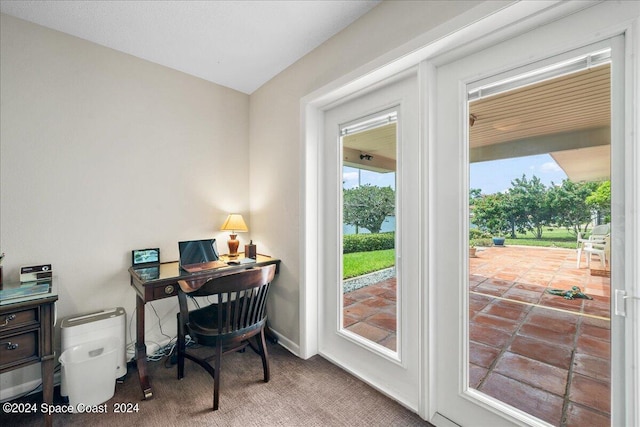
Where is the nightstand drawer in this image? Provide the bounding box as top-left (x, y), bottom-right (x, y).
top-left (0, 308), bottom-right (38, 331)
top-left (0, 329), bottom-right (39, 369)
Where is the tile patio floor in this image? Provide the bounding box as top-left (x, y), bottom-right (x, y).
top-left (342, 245), bottom-right (611, 427)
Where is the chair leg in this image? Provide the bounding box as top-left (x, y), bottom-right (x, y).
top-left (213, 341), bottom-right (222, 411)
top-left (576, 247), bottom-right (583, 268)
top-left (258, 327), bottom-right (270, 382)
top-left (177, 314), bottom-right (185, 379)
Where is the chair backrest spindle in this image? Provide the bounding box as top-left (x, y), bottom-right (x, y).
top-left (179, 265), bottom-right (276, 337)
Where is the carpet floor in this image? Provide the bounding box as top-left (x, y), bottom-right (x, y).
top-left (1, 343), bottom-right (430, 427)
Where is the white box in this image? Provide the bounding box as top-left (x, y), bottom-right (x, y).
top-left (60, 307), bottom-right (126, 396)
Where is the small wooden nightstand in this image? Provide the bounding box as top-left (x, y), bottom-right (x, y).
top-left (1, 281), bottom-right (57, 427)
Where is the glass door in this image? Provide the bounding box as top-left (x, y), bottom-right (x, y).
top-left (342, 110), bottom-right (398, 351)
top-left (467, 55), bottom-right (613, 426)
top-left (319, 69), bottom-right (421, 410)
top-left (431, 5), bottom-right (632, 424)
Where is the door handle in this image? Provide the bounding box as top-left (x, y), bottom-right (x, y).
top-left (614, 289), bottom-right (640, 317)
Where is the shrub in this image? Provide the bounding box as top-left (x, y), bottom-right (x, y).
top-left (343, 232), bottom-right (395, 254)
top-left (470, 228), bottom-right (491, 240)
top-left (470, 238), bottom-right (493, 247)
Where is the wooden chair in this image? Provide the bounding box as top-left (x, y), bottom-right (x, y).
top-left (176, 264), bottom-right (276, 410)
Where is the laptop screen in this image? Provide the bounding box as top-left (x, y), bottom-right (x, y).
top-left (178, 239), bottom-right (220, 267)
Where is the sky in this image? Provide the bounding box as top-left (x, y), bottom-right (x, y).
top-left (470, 153), bottom-right (568, 194)
top-left (343, 153), bottom-right (567, 195)
top-left (343, 167), bottom-right (395, 190)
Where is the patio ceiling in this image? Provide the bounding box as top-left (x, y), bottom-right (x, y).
top-left (469, 63), bottom-right (611, 182)
top-left (343, 63), bottom-right (611, 182)
top-left (343, 122), bottom-right (396, 173)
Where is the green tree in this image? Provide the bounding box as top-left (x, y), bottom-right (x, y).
top-left (508, 175), bottom-right (552, 239)
top-left (469, 188), bottom-right (482, 203)
top-left (548, 179), bottom-right (599, 236)
top-left (471, 192), bottom-right (512, 236)
top-left (343, 184), bottom-right (395, 234)
top-left (585, 180), bottom-right (611, 224)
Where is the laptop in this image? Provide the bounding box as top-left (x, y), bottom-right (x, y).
top-left (178, 239), bottom-right (227, 273)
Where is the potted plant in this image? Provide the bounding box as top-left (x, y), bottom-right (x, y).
top-left (471, 192), bottom-right (511, 247)
top-left (469, 238), bottom-right (493, 256)
top-left (492, 236), bottom-right (506, 246)
top-left (487, 221), bottom-right (509, 246)
top-left (469, 240), bottom-right (478, 258)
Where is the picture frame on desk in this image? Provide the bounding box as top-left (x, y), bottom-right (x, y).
top-left (131, 248), bottom-right (160, 267)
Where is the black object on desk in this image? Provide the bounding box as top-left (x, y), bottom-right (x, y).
top-left (128, 253), bottom-right (280, 400)
top-left (245, 241), bottom-right (257, 259)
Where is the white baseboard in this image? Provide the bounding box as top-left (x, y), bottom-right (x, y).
top-left (268, 327), bottom-right (299, 356)
top-left (0, 378), bottom-right (43, 402)
top-left (0, 370), bottom-right (63, 403)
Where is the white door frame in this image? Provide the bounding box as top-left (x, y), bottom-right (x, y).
top-left (300, 1), bottom-right (640, 423)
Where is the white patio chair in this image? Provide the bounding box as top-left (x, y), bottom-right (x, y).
top-left (578, 235), bottom-right (610, 269)
top-left (576, 223), bottom-right (610, 268)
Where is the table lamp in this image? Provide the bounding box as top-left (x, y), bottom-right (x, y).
top-left (220, 214), bottom-right (248, 258)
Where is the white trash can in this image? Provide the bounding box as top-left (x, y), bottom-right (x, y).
top-left (59, 337), bottom-right (119, 408)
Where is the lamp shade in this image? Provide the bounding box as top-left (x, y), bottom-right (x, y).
top-left (220, 214), bottom-right (248, 232)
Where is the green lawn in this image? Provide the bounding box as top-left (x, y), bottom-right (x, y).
top-left (503, 227), bottom-right (577, 249)
top-left (343, 249), bottom-right (395, 279)
top-left (343, 228), bottom-right (579, 279)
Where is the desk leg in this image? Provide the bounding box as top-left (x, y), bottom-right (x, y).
top-left (41, 356), bottom-right (54, 427)
top-left (135, 294), bottom-right (153, 399)
top-left (41, 302), bottom-right (55, 427)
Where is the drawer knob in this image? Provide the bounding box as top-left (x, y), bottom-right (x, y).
top-left (1, 341), bottom-right (19, 350)
top-left (1, 314), bottom-right (16, 327)
top-left (165, 285), bottom-right (175, 295)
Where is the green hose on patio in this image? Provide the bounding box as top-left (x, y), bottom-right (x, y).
top-left (546, 286), bottom-right (593, 300)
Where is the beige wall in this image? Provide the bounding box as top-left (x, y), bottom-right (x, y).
top-left (0, 0), bottom-right (482, 395)
top-left (249, 0), bottom-right (479, 348)
top-left (0, 13), bottom-right (250, 395)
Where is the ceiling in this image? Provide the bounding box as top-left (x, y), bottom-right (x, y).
top-left (344, 122), bottom-right (396, 173)
top-left (2, 1), bottom-right (612, 182)
top-left (469, 63), bottom-right (611, 182)
top-left (469, 65), bottom-right (610, 148)
top-left (0, 0), bottom-right (380, 94)
top-left (343, 63), bottom-right (611, 182)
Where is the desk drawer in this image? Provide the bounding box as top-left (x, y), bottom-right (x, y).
top-left (0, 329), bottom-right (39, 369)
top-left (0, 308), bottom-right (38, 332)
top-left (152, 284), bottom-right (178, 300)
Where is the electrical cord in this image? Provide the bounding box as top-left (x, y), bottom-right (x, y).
top-left (149, 302), bottom-right (174, 342)
top-left (125, 302), bottom-right (173, 362)
top-left (125, 302), bottom-right (197, 364)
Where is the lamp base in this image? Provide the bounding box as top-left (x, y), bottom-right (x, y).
top-left (227, 234), bottom-right (240, 258)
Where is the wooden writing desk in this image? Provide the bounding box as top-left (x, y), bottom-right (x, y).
top-left (128, 254), bottom-right (280, 400)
